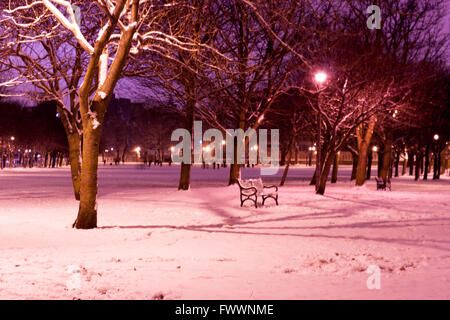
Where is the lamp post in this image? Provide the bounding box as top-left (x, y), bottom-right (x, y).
top-left (433, 134), bottom-right (440, 179)
top-left (314, 72), bottom-right (327, 192)
top-left (8, 136), bottom-right (15, 168)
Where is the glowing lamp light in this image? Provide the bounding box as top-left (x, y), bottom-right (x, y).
top-left (170, 146), bottom-right (175, 152)
top-left (134, 147), bottom-right (141, 153)
top-left (10, 136), bottom-right (15, 141)
top-left (314, 72), bottom-right (327, 84)
top-left (433, 134), bottom-right (439, 141)
top-left (205, 146), bottom-right (211, 152)
top-left (110, 147), bottom-right (114, 151)
top-left (222, 140), bottom-right (226, 146)
top-left (372, 146), bottom-right (378, 152)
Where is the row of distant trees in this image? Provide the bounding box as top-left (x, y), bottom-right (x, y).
top-left (0, 0), bottom-right (449, 229)
top-left (0, 100), bottom-right (67, 162)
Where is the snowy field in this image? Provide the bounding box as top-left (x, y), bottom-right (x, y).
top-left (0, 164), bottom-right (449, 299)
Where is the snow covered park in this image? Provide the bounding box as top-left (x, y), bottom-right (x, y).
top-left (0, 165), bottom-right (449, 300)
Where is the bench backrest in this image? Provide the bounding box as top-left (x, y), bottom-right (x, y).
top-left (238, 178), bottom-right (264, 193)
top-left (252, 178), bottom-right (264, 193)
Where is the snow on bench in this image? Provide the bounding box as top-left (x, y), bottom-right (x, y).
top-left (237, 178), bottom-right (279, 208)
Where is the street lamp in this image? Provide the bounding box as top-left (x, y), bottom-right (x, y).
top-left (372, 146), bottom-right (378, 152)
top-left (314, 72), bottom-right (327, 84)
top-left (433, 134), bottom-right (440, 179)
top-left (10, 136), bottom-right (15, 141)
top-left (313, 71), bottom-right (327, 192)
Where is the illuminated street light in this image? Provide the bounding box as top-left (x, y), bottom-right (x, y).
top-left (222, 140), bottom-right (226, 146)
top-left (433, 134), bottom-right (439, 141)
top-left (134, 147), bottom-right (141, 153)
top-left (314, 72), bottom-right (327, 84)
top-left (205, 146), bottom-right (211, 152)
top-left (372, 146), bottom-right (378, 152)
top-left (10, 136), bottom-right (15, 141)
top-left (170, 146), bottom-right (175, 152)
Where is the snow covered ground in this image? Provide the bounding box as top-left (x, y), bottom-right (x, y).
top-left (0, 164), bottom-right (449, 299)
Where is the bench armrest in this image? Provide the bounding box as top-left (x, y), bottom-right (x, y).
top-left (263, 185), bottom-right (278, 192)
top-left (240, 186), bottom-right (257, 195)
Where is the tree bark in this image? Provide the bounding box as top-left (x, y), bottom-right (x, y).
top-left (408, 151), bottom-right (414, 176)
top-left (66, 132), bottom-right (82, 200)
top-left (355, 116), bottom-right (376, 186)
top-left (355, 144), bottom-right (368, 185)
top-left (57, 102), bottom-right (82, 200)
top-left (394, 151), bottom-right (400, 177)
top-left (351, 152), bottom-right (358, 181)
top-left (316, 151), bottom-right (335, 195)
top-left (331, 152), bottom-right (339, 183)
top-left (280, 134), bottom-right (295, 186)
top-left (423, 144), bottom-right (429, 180)
top-left (178, 96), bottom-right (194, 190)
top-left (75, 100), bottom-right (107, 229)
top-left (366, 150), bottom-right (373, 180)
top-left (415, 151), bottom-right (422, 181)
top-left (379, 135), bottom-right (392, 181)
top-left (228, 115), bottom-right (245, 185)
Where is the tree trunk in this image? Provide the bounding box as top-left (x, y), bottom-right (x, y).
top-left (379, 136), bottom-right (392, 181)
top-left (366, 150), bottom-right (373, 180)
top-left (356, 143), bottom-right (369, 186)
top-left (280, 134), bottom-right (295, 186)
top-left (331, 152), bottom-right (339, 183)
top-left (178, 94), bottom-right (194, 190)
top-left (57, 102), bottom-right (82, 200)
top-left (355, 116), bottom-right (376, 186)
top-left (178, 163), bottom-right (191, 190)
top-left (74, 100), bottom-right (107, 229)
top-left (423, 144), bottom-right (429, 180)
top-left (316, 151), bottom-right (335, 195)
top-left (408, 152), bottom-right (414, 176)
top-left (228, 142), bottom-right (241, 185)
top-left (351, 152), bottom-right (358, 181)
top-left (415, 151), bottom-right (422, 181)
top-left (394, 151), bottom-right (400, 177)
top-left (67, 133), bottom-right (82, 200)
top-left (228, 115), bottom-right (245, 185)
